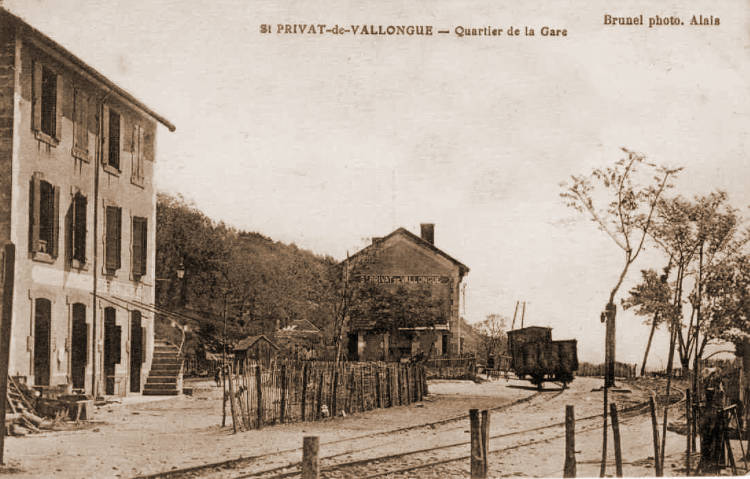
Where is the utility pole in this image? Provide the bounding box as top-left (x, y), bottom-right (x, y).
top-left (520, 301), bottom-right (526, 328)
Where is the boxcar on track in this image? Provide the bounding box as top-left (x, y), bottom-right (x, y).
top-left (507, 326), bottom-right (578, 389)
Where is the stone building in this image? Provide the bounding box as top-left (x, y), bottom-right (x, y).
top-left (0, 9), bottom-right (174, 397)
top-left (344, 224), bottom-right (469, 361)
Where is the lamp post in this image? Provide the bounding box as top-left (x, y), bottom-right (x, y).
top-left (176, 260), bottom-right (186, 308)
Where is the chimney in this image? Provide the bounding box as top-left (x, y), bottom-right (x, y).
top-left (371, 237), bottom-right (382, 245)
top-left (420, 223), bottom-right (435, 245)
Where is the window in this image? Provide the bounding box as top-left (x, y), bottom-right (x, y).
top-left (70, 193), bottom-right (87, 265)
top-left (131, 216), bottom-right (147, 278)
top-left (29, 175), bottom-right (60, 260)
top-left (105, 205), bottom-right (121, 273)
top-left (107, 109), bottom-right (120, 170)
top-left (32, 62), bottom-right (62, 143)
top-left (72, 89), bottom-right (89, 160)
top-left (131, 124), bottom-right (145, 186)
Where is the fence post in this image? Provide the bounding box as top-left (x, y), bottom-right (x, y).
top-left (227, 363), bottom-right (239, 433)
top-left (316, 370), bottom-right (324, 419)
top-left (386, 367), bottom-right (392, 407)
top-left (610, 403), bottom-right (623, 477)
top-left (396, 366), bottom-right (402, 406)
top-left (302, 436), bottom-right (320, 479)
top-left (280, 364), bottom-right (288, 423)
top-left (564, 405), bottom-right (576, 477)
top-left (470, 409), bottom-right (485, 478)
top-left (332, 369), bottom-right (338, 417)
top-left (359, 367), bottom-right (366, 412)
top-left (481, 409), bottom-right (490, 477)
top-left (649, 395), bottom-right (661, 476)
top-left (256, 364), bottom-right (263, 429)
top-left (301, 363), bottom-right (308, 421)
top-left (375, 369), bottom-right (382, 408)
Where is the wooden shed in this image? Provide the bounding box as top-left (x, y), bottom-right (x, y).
top-left (233, 335), bottom-right (279, 369)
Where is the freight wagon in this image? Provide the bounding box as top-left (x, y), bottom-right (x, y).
top-left (507, 326), bottom-right (578, 389)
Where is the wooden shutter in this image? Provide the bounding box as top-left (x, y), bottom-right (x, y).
top-left (131, 217), bottom-right (142, 276)
top-left (101, 104), bottom-right (110, 166)
top-left (51, 186), bottom-right (60, 258)
top-left (32, 62), bottom-right (42, 132)
top-left (140, 219), bottom-right (147, 276)
top-left (114, 325), bottom-right (122, 364)
top-left (105, 206), bottom-right (121, 271)
top-left (55, 73), bottom-right (63, 140)
top-left (73, 194), bottom-right (87, 262)
top-left (141, 326), bottom-right (146, 364)
top-left (29, 175), bottom-right (41, 252)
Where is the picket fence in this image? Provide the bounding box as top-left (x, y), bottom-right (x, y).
top-left (577, 361), bottom-right (638, 379)
top-left (424, 357), bottom-right (477, 379)
top-left (224, 360), bottom-right (427, 431)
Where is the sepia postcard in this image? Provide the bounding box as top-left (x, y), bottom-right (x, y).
top-left (0, 0), bottom-right (747, 477)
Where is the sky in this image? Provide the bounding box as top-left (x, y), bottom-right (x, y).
top-left (5, 0), bottom-right (748, 364)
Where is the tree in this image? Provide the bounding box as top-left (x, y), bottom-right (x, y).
top-left (561, 148), bottom-right (680, 476)
top-left (475, 314), bottom-right (508, 359)
top-left (560, 148), bottom-right (680, 386)
top-left (622, 266), bottom-right (672, 376)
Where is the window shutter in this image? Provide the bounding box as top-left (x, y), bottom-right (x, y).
top-left (72, 194), bottom-right (87, 262)
top-left (115, 208), bottom-right (122, 269)
top-left (138, 125), bottom-right (145, 179)
top-left (141, 326), bottom-right (146, 364)
top-left (114, 325), bottom-right (122, 364)
top-left (32, 62), bottom-right (42, 131)
top-left (105, 206), bottom-right (121, 271)
top-left (140, 219), bottom-right (147, 276)
top-left (101, 104), bottom-right (110, 166)
top-left (55, 73), bottom-right (63, 140)
top-left (29, 176), bottom-right (41, 252)
top-left (51, 185), bottom-right (60, 258)
top-left (132, 217), bottom-right (142, 277)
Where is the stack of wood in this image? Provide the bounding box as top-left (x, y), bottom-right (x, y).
top-left (5, 376), bottom-right (56, 436)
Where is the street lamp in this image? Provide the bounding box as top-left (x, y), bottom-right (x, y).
top-left (176, 260), bottom-right (186, 307)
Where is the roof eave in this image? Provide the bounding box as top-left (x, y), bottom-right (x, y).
top-left (3, 8), bottom-right (176, 132)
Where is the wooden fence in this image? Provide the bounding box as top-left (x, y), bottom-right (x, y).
top-left (224, 360), bottom-right (427, 431)
top-left (577, 361), bottom-right (638, 379)
top-left (424, 357), bottom-right (477, 380)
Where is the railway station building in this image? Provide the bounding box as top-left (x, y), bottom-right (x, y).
top-left (344, 224), bottom-right (469, 361)
top-left (0, 9), bottom-right (175, 397)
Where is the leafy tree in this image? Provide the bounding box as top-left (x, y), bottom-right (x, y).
top-left (560, 148), bottom-right (680, 386)
top-left (622, 266), bottom-right (672, 375)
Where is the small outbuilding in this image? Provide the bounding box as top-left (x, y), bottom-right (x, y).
top-left (233, 335), bottom-right (279, 369)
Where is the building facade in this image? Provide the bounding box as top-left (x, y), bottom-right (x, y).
top-left (0, 10), bottom-right (174, 397)
top-left (345, 224), bottom-right (469, 361)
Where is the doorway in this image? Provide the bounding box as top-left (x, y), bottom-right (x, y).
top-left (33, 298), bottom-right (51, 386)
top-left (129, 311), bottom-right (142, 392)
top-left (71, 303), bottom-right (87, 390)
top-left (103, 307), bottom-right (121, 395)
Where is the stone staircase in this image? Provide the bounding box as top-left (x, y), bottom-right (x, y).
top-left (143, 340), bottom-right (183, 396)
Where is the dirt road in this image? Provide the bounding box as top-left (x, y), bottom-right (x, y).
top-left (0, 376), bottom-right (706, 478)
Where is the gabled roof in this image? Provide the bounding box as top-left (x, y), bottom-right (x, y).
top-left (280, 319), bottom-right (321, 334)
top-left (233, 335), bottom-right (279, 352)
top-left (0, 8), bottom-right (175, 132)
top-left (346, 227), bottom-right (469, 276)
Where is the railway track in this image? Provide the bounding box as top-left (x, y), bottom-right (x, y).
top-left (135, 386), bottom-right (561, 479)
top-left (242, 383), bottom-right (684, 479)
